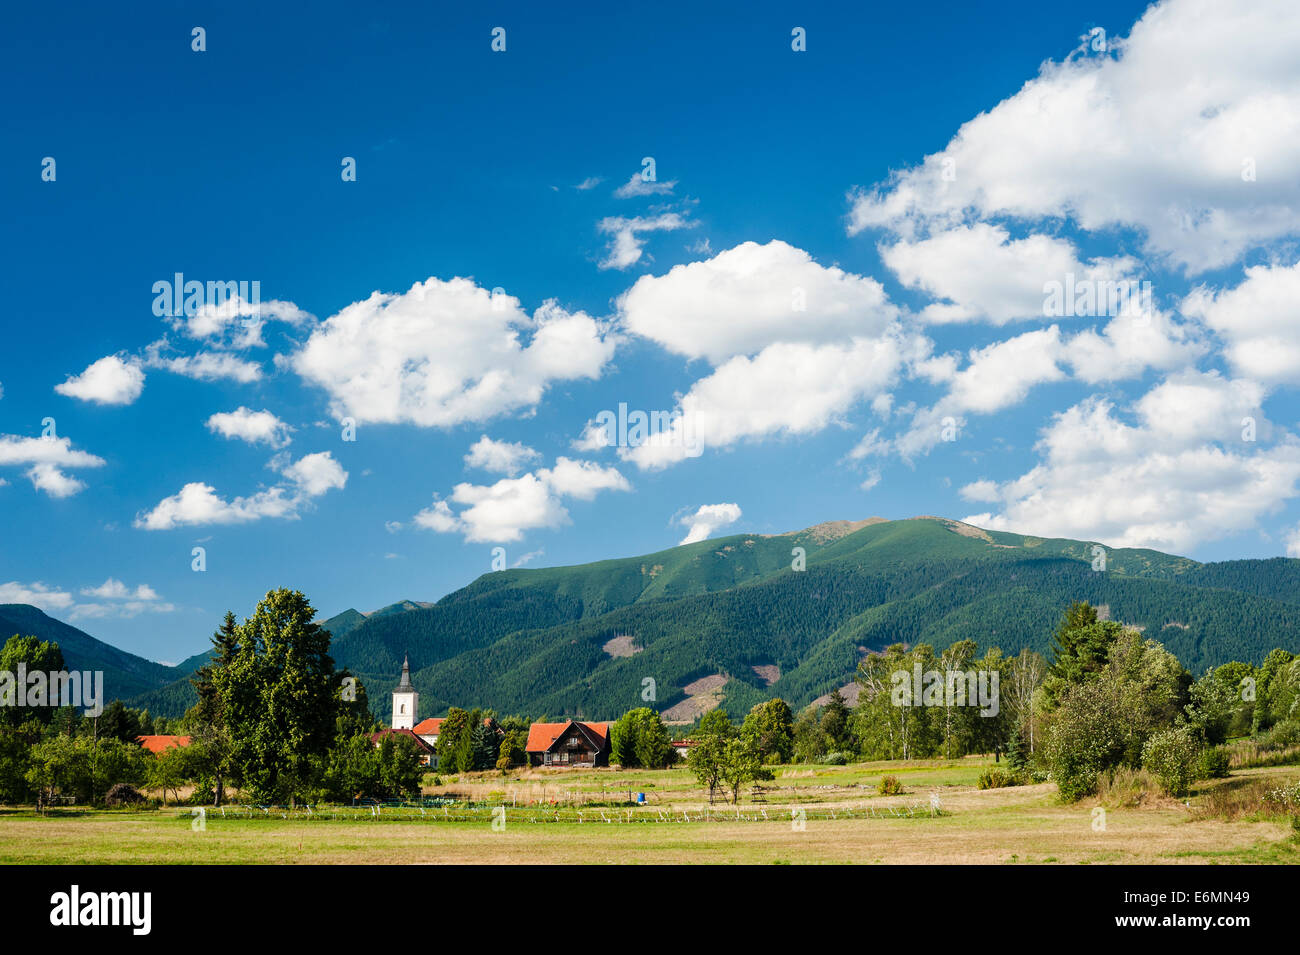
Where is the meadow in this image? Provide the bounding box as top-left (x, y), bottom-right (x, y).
top-left (2, 758), bottom-right (1296, 865)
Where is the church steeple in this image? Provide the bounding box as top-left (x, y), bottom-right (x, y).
top-left (391, 653), bottom-right (418, 730)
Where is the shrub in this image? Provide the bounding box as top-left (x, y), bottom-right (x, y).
top-left (877, 775), bottom-right (903, 795)
top-left (819, 751), bottom-right (848, 766)
top-left (1199, 746), bottom-right (1231, 779)
top-left (1141, 728), bottom-right (1199, 797)
top-left (104, 783), bottom-right (145, 806)
top-left (1096, 766), bottom-right (1168, 808)
top-left (978, 769), bottom-right (1020, 790)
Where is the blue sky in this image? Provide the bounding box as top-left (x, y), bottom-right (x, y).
top-left (4, 0), bottom-right (1300, 663)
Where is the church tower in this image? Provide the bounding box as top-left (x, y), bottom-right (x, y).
top-left (391, 654), bottom-right (418, 730)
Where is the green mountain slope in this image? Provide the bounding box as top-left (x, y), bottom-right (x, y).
top-left (0, 604), bottom-right (179, 701)
top-left (326, 517), bottom-right (1300, 724)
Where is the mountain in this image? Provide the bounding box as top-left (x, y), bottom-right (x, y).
top-left (324, 517), bottom-right (1300, 724)
top-left (0, 604), bottom-right (180, 701)
top-left (14, 517), bottom-right (1300, 722)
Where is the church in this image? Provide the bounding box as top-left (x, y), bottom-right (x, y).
top-left (368, 655), bottom-right (438, 766)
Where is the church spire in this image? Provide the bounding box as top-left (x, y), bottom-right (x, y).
top-left (397, 653), bottom-right (413, 690)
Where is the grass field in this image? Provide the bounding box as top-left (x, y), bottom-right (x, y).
top-left (2, 759), bottom-right (1296, 864)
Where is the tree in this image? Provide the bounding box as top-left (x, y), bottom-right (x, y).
top-left (697, 709), bottom-right (734, 739)
top-left (377, 734), bottom-right (425, 799)
top-left (741, 699), bottom-right (794, 763)
top-left (719, 737), bottom-right (772, 804)
top-left (1042, 602), bottom-right (1124, 706)
top-left (0, 635), bottom-right (65, 727)
top-left (435, 708), bottom-right (473, 774)
top-left (820, 688), bottom-right (851, 752)
top-left (687, 734), bottom-right (726, 804)
top-left (97, 701), bottom-right (141, 744)
top-left (218, 590), bottom-right (339, 804)
top-left (611, 708), bottom-right (673, 769)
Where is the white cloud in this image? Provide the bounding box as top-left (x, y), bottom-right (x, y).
top-left (961, 372), bottom-right (1294, 552)
top-left (597, 213), bottom-right (693, 270)
top-left (880, 224), bottom-right (1139, 325)
top-left (613, 174), bottom-right (677, 198)
top-left (144, 347), bottom-right (263, 384)
top-left (206, 407), bottom-right (293, 448)
top-left (414, 457), bottom-right (630, 543)
top-left (0, 434), bottom-right (106, 498)
top-left (26, 463), bottom-right (86, 498)
top-left (292, 278), bottom-right (615, 428)
top-left (621, 334), bottom-right (918, 471)
top-left (848, 0), bottom-right (1300, 273)
top-left (0, 581), bottom-right (74, 612)
top-left (170, 293), bottom-right (313, 350)
top-left (678, 503), bottom-right (742, 545)
top-left (135, 450), bottom-right (347, 530)
top-left (81, 578), bottom-right (160, 601)
top-left (1181, 260), bottom-right (1300, 386)
top-left (464, 435), bottom-right (541, 476)
top-left (54, 355), bottom-right (145, 406)
top-left (620, 240), bottom-right (899, 363)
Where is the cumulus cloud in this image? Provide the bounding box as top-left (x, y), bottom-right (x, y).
top-left (880, 224), bottom-right (1139, 325)
top-left (0, 581), bottom-right (74, 612)
top-left (960, 371), bottom-right (1292, 552)
top-left (413, 457), bottom-right (630, 543)
top-left (464, 435), bottom-right (541, 476)
top-left (168, 293), bottom-right (313, 350)
top-left (54, 355), bottom-right (145, 406)
top-left (1181, 260), bottom-right (1300, 386)
top-left (848, 0), bottom-right (1300, 273)
top-left (621, 334), bottom-right (918, 471)
top-left (597, 213), bottom-right (693, 270)
top-left (135, 450), bottom-right (348, 529)
top-left (206, 407), bottom-right (294, 448)
top-left (678, 503), bottom-right (742, 545)
top-left (620, 240), bottom-right (899, 363)
top-left (292, 278), bottom-right (615, 428)
top-left (0, 434), bottom-right (105, 498)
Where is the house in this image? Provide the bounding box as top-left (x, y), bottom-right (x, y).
top-left (525, 720), bottom-right (611, 767)
top-left (412, 715), bottom-right (503, 769)
top-left (137, 735), bottom-right (191, 756)
top-left (369, 728), bottom-right (437, 767)
top-left (671, 739), bottom-right (698, 760)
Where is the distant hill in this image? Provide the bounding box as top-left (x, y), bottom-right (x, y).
top-left (0, 604), bottom-right (180, 701)
top-left (13, 517), bottom-right (1300, 722)
top-left (324, 517), bottom-right (1300, 725)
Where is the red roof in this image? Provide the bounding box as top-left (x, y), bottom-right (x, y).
top-left (370, 728), bottom-right (436, 754)
top-left (137, 735), bottom-right (191, 755)
top-left (525, 720), bottom-right (610, 753)
top-left (412, 716), bottom-right (499, 737)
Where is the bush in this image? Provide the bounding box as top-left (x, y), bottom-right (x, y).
top-left (104, 783), bottom-right (145, 806)
top-left (1095, 766), bottom-right (1162, 808)
top-left (1199, 746), bottom-right (1231, 779)
top-left (818, 751), bottom-right (848, 765)
top-left (1141, 728), bottom-right (1199, 797)
top-left (978, 769), bottom-right (1019, 790)
top-left (877, 775), bottom-right (903, 795)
